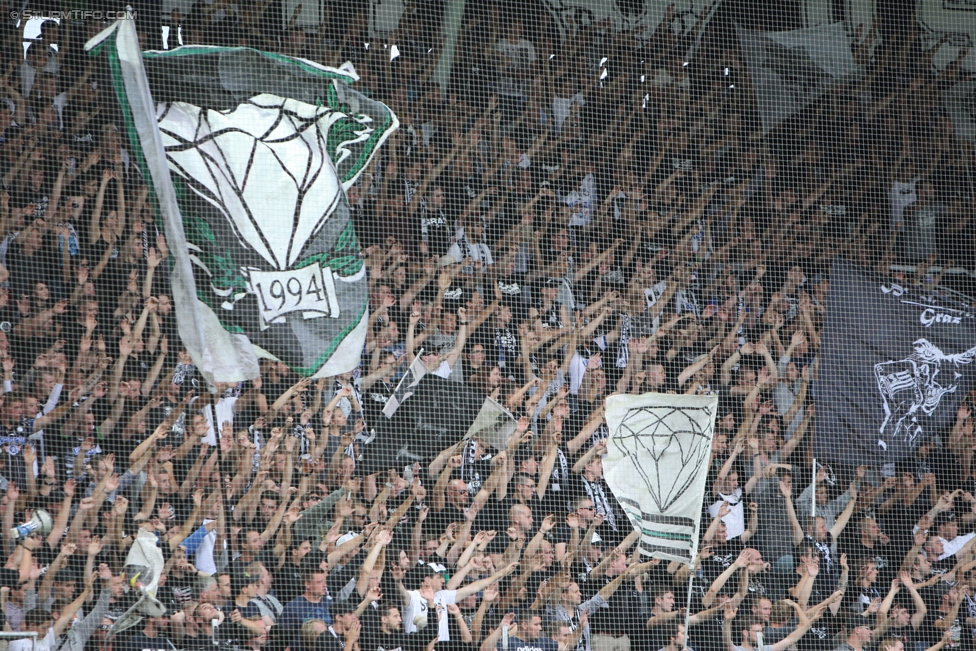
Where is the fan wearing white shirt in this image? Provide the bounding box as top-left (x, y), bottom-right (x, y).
top-left (933, 511), bottom-right (976, 561)
top-left (12, 575), bottom-right (92, 651)
top-left (409, 307), bottom-right (469, 380)
top-left (395, 561), bottom-right (518, 640)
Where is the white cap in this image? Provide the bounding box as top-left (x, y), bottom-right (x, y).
top-left (336, 531), bottom-right (359, 546)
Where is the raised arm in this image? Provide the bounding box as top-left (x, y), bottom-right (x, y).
top-left (771, 601), bottom-right (812, 651)
top-left (828, 483), bottom-right (859, 540)
top-left (46, 479), bottom-right (75, 548)
top-left (356, 528), bottom-right (392, 597)
top-left (722, 605), bottom-right (738, 651)
top-left (431, 455), bottom-right (458, 513)
top-left (703, 550), bottom-right (749, 608)
top-left (53, 576), bottom-right (92, 637)
top-left (779, 408), bottom-right (810, 460)
top-left (781, 480), bottom-right (805, 545)
top-left (455, 562), bottom-right (518, 601)
top-left (900, 571), bottom-right (928, 628)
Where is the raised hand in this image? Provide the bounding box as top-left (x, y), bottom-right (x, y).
top-left (734, 549), bottom-right (753, 568)
top-left (40, 453), bottom-right (55, 478)
top-left (724, 603), bottom-right (737, 620)
top-left (778, 480), bottom-right (792, 499)
top-left (805, 558), bottom-right (819, 578)
top-left (376, 528), bottom-right (394, 546)
top-left (88, 536), bottom-right (104, 556)
top-left (284, 506), bottom-right (302, 524)
top-left (483, 585), bottom-right (499, 603)
top-left (960, 404), bottom-right (972, 422)
top-left (443, 523), bottom-right (458, 543)
top-left (104, 474), bottom-right (121, 493)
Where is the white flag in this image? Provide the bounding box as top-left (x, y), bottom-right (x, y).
top-left (736, 22), bottom-right (862, 133)
top-left (944, 80), bottom-right (976, 142)
top-left (465, 397), bottom-right (517, 451)
top-left (383, 357), bottom-right (429, 419)
top-left (541, 0), bottom-right (716, 46)
top-left (604, 392), bottom-right (718, 564)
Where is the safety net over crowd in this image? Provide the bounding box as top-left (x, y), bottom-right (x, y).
top-left (0, 2), bottom-right (975, 651)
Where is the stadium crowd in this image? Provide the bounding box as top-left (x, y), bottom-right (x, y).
top-left (0, 3), bottom-right (972, 651)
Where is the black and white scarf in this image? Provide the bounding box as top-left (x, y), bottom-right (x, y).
top-left (460, 439), bottom-right (485, 494)
top-left (616, 313), bottom-right (632, 369)
top-left (965, 593), bottom-right (976, 636)
top-left (495, 327), bottom-right (518, 369)
top-left (404, 178), bottom-right (420, 207)
top-left (460, 237), bottom-right (488, 275)
top-left (550, 447), bottom-right (570, 512)
top-left (498, 278), bottom-right (521, 297)
top-left (581, 476), bottom-right (617, 531)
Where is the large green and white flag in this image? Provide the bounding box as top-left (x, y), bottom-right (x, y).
top-left (86, 19), bottom-right (397, 384)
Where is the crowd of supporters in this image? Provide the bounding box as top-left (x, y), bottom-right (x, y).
top-left (0, 3), bottom-right (973, 651)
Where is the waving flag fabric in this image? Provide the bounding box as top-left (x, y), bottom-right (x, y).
top-left (736, 22), bottom-right (862, 133)
top-left (86, 19), bottom-right (397, 384)
top-left (815, 258), bottom-right (976, 465)
top-left (604, 392), bottom-right (718, 564)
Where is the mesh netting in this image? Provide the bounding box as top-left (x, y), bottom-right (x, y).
top-left (0, 3), bottom-right (973, 651)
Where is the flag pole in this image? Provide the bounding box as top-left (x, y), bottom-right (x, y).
top-left (811, 457), bottom-right (817, 517)
top-left (682, 561), bottom-right (695, 649)
top-left (210, 387), bottom-right (231, 566)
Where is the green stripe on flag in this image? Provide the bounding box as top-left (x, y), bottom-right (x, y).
top-left (625, 509), bottom-right (694, 543)
top-left (642, 529), bottom-right (693, 542)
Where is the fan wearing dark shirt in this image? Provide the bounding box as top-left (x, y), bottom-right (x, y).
top-left (359, 602), bottom-right (406, 651)
top-left (117, 616), bottom-right (173, 651)
top-left (493, 613), bottom-right (559, 651)
top-left (314, 600), bottom-right (362, 651)
top-left (228, 567), bottom-right (266, 639)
